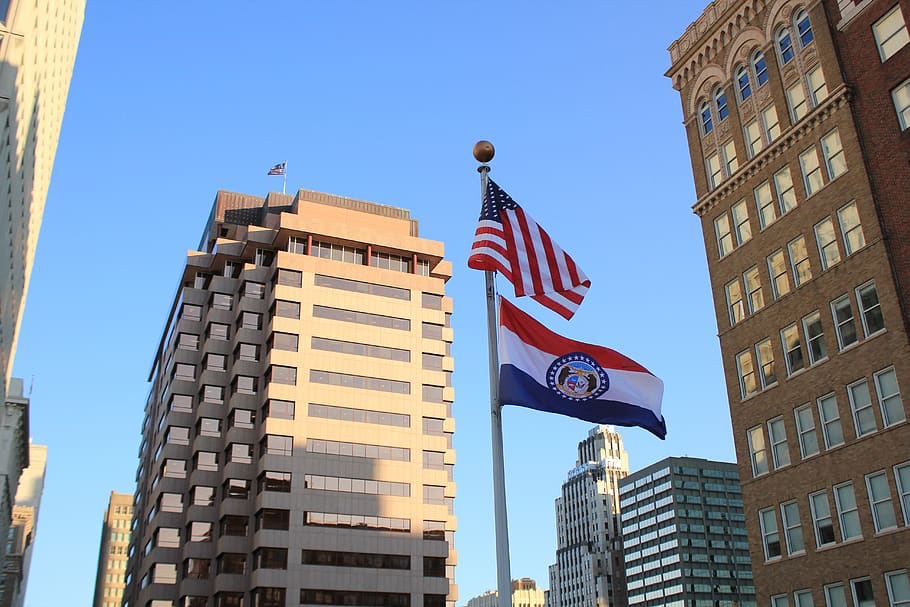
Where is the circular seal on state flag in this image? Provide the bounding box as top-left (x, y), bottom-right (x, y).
top-left (546, 352), bottom-right (610, 402)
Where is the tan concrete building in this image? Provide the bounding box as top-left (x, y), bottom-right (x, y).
top-left (465, 579), bottom-right (545, 607)
top-left (667, 1), bottom-right (910, 605)
top-left (0, 378), bottom-right (28, 565)
top-left (124, 189), bottom-right (456, 607)
top-left (1, 442), bottom-right (46, 607)
top-left (93, 492), bottom-right (134, 607)
top-left (0, 0), bottom-right (84, 404)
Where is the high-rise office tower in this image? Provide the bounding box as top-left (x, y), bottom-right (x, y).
top-left (618, 457), bottom-right (754, 607)
top-left (93, 492), bottom-right (134, 607)
top-left (0, 442), bottom-right (46, 607)
top-left (123, 189), bottom-right (456, 607)
top-left (0, 0), bottom-right (84, 404)
top-left (465, 578), bottom-right (545, 607)
top-left (667, 1), bottom-right (910, 605)
top-left (547, 425), bottom-right (628, 607)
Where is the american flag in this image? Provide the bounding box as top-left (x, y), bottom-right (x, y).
top-left (469, 178), bottom-right (590, 319)
top-left (267, 162), bottom-right (286, 176)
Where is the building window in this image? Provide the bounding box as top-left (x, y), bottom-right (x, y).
top-left (218, 553), bottom-right (247, 575)
top-left (212, 293), bottom-right (232, 311)
top-left (815, 218), bottom-right (841, 270)
top-left (370, 250), bottom-right (411, 273)
top-left (223, 478), bottom-right (251, 500)
top-left (715, 213), bottom-right (733, 257)
top-left (771, 595), bottom-right (789, 607)
top-left (763, 105), bottom-right (781, 143)
top-left (261, 434), bottom-right (293, 457)
top-left (707, 153), bottom-right (723, 190)
top-left (208, 322), bottom-right (229, 341)
top-left (174, 363), bottom-right (195, 382)
top-left (838, 202), bottom-right (865, 255)
top-left (311, 336), bottom-right (410, 362)
top-left (874, 5), bottom-right (910, 61)
top-left (809, 491), bottom-right (836, 547)
top-left (244, 281), bottom-right (265, 299)
top-left (892, 77), bottom-right (910, 129)
top-left (184, 558), bottom-right (211, 579)
top-left (254, 547), bottom-right (288, 570)
top-left (715, 87), bottom-right (729, 121)
top-left (895, 462), bottom-right (910, 525)
top-left (745, 119), bottom-right (763, 158)
top-left (768, 417), bottom-right (791, 469)
top-left (311, 240), bottom-right (365, 265)
top-left (264, 399), bottom-right (294, 420)
top-left (177, 333), bottom-right (199, 351)
top-left (824, 584), bottom-right (849, 607)
top-left (748, 425), bottom-right (769, 476)
top-left (769, 250), bottom-right (791, 299)
top-left (204, 353), bottom-right (226, 372)
top-left (856, 281), bottom-right (884, 336)
top-left (755, 181), bottom-right (776, 228)
top-left (848, 378), bottom-right (879, 437)
top-left (817, 394), bottom-right (845, 449)
top-left (743, 266), bottom-right (764, 313)
top-left (851, 578), bottom-right (875, 607)
top-left (288, 235), bottom-right (307, 254)
top-left (731, 199), bottom-right (751, 245)
top-left (789, 236), bottom-right (812, 286)
top-left (237, 342), bottom-right (259, 362)
top-left (182, 304), bottom-right (203, 321)
top-left (781, 323), bottom-right (805, 375)
top-left (274, 299), bottom-right (300, 319)
top-left (778, 27), bottom-right (795, 64)
top-left (197, 417), bottom-right (221, 438)
top-left (821, 129), bottom-right (846, 180)
top-left (796, 9), bottom-right (814, 46)
top-left (256, 508), bottom-right (291, 531)
top-left (737, 350), bottom-right (758, 398)
top-left (780, 500), bottom-right (805, 555)
top-left (774, 166), bottom-right (797, 214)
top-left (802, 311), bottom-right (826, 364)
top-left (187, 521), bottom-right (213, 542)
top-left (194, 451), bottom-right (218, 472)
top-left (240, 311), bottom-right (262, 331)
top-left (227, 443), bottom-right (254, 465)
top-left (315, 305), bottom-right (411, 331)
top-left (756, 338), bottom-right (777, 388)
top-left (875, 367), bottom-right (905, 426)
top-left (866, 471), bottom-right (899, 532)
top-left (192, 486), bottom-right (215, 507)
top-left (760, 508), bottom-right (782, 560)
top-left (788, 81), bottom-right (809, 122)
top-left (794, 590), bottom-right (814, 607)
top-left (277, 268), bottom-right (303, 288)
top-left (202, 385), bottom-right (224, 404)
top-left (700, 101), bottom-right (713, 134)
top-left (807, 65), bottom-right (829, 106)
top-left (831, 295), bottom-right (858, 349)
top-left (736, 65), bottom-right (752, 100)
top-left (833, 481), bottom-right (862, 541)
top-left (795, 404), bottom-right (819, 458)
top-left (753, 50), bottom-right (769, 84)
top-left (884, 570), bottom-right (910, 607)
top-left (725, 279), bottom-right (744, 326)
top-left (163, 459), bottom-right (187, 479)
top-left (152, 563), bottom-right (178, 585)
top-left (800, 146), bottom-right (823, 195)
top-left (310, 370), bottom-right (410, 394)
top-left (234, 375), bottom-right (257, 395)
top-left (258, 471), bottom-right (292, 493)
top-left (723, 140), bottom-right (739, 177)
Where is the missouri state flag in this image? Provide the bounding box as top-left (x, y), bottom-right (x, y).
top-left (498, 297), bottom-right (666, 439)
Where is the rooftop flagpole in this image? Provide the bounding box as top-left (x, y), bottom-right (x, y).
top-left (473, 140), bottom-right (512, 607)
top-left (283, 159), bottom-right (288, 195)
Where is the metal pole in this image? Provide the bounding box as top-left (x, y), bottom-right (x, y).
top-left (283, 159), bottom-right (288, 195)
top-left (475, 140), bottom-right (512, 607)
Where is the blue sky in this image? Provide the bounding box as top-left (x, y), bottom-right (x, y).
top-left (11, 2), bottom-right (733, 605)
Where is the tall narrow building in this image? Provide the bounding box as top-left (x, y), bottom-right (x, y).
top-left (123, 189), bottom-right (456, 607)
top-left (93, 492), bottom-right (134, 607)
top-left (0, 0), bottom-right (85, 404)
top-left (0, 442), bottom-right (46, 607)
top-left (666, 1), bottom-right (910, 604)
top-left (547, 425), bottom-right (628, 607)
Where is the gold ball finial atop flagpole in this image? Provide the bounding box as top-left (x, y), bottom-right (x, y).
top-left (473, 140), bottom-right (495, 164)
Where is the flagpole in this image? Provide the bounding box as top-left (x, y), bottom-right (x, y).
top-left (474, 140), bottom-right (512, 607)
top-left (283, 159), bottom-right (288, 195)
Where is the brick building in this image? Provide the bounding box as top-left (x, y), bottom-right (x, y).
top-left (666, 0), bottom-right (910, 605)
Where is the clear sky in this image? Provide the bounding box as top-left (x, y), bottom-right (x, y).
top-left (11, 2), bottom-right (734, 605)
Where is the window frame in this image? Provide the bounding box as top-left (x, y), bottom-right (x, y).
top-left (848, 378), bottom-right (878, 438)
top-left (794, 403), bottom-right (819, 459)
top-left (856, 281), bottom-right (884, 337)
top-left (874, 367), bottom-right (905, 427)
top-left (833, 481), bottom-right (862, 541)
top-left (831, 295), bottom-right (858, 350)
top-left (809, 490), bottom-right (836, 548)
top-left (865, 470), bottom-right (898, 533)
top-left (818, 393), bottom-right (846, 449)
top-left (815, 217), bottom-right (841, 270)
top-left (768, 416), bottom-right (791, 469)
top-left (874, 4), bottom-right (910, 61)
top-left (759, 507), bottom-right (783, 560)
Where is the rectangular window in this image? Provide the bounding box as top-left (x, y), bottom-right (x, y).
top-left (243, 281), bottom-right (265, 299)
top-left (234, 376), bottom-right (257, 395)
top-left (174, 363), bottom-right (195, 382)
top-left (177, 333), bottom-right (199, 351)
top-left (768, 417), bottom-right (791, 469)
top-left (837, 202), bottom-right (865, 255)
top-left (821, 129), bottom-right (846, 181)
top-left (723, 140), bottom-right (739, 176)
top-left (756, 338), bottom-right (777, 388)
top-left (857, 281), bottom-right (884, 336)
top-left (731, 199), bottom-right (752, 245)
top-left (202, 385), bottom-right (224, 404)
top-left (258, 471), bottom-right (292, 494)
top-left (817, 394), bottom-right (845, 449)
top-left (795, 404), bottom-right (819, 458)
top-left (736, 350), bottom-right (758, 398)
top-left (236, 343), bottom-right (259, 362)
top-left (204, 353), bottom-right (226, 372)
top-left (892, 77), bottom-right (910, 129)
top-left (815, 218), bottom-right (841, 270)
top-left (834, 482), bottom-right (862, 540)
top-left (311, 240), bottom-right (366, 264)
top-left (866, 471), bottom-right (898, 532)
top-left (875, 367), bottom-right (905, 426)
top-left (314, 305), bottom-right (410, 331)
top-left (824, 584), bottom-right (849, 607)
top-left (794, 590), bottom-right (814, 607)
top-left (769, 250), bottom-right (791, 299)
top-left (239, 311), bottom-right (262, 330)
top-left (851, 578), bottom-right (875, 607)
top-left (762, 105), bottom-right (781, 143)
top-left (315, 274), bottom-right (410, 300)
top-left (274, 299), bottom-right (300, 319)
top-left (831, 295), bottom-right (858, 349)
top-left (271, 332), bottom-right (299, 352)
top-left (311, 336), bottom-right (410, 362)
top-left (370, 250), bottom-right (412, 273)
top-left (774, 166), bottom-right (797, 214)
top-left (288, 235), bottom-right (307, 254)
top-left (309, 403), bottom-right (410, 428)
top-left (743, 266), bottom-right (764, 313)
top-left (261, 434), bottom-right (293, 457)
top-left (789, 236), bottom-right (812, 286)
top-left (895, 462), bottom-right (910, 526)
top-left (807, 65), bottom-right (829, 106)
top-left (755, 181), bottom-right (776, 228)
top-left (277, 268), bottom-right (303, 288)
top-left (809, 491), bottom-right (836, 547)
top-left (759, 508), bottom-right (782, 560)
top-left (212, 293), bottom-right (232, 311)
top-left (725, 279), bottom-right (745, 326)
top-left (745, 120), bottom-right (763, 158)
top-left (208, 323), bottom-right (229, 341)
top-left (781, 501), bottom-right (805, 555)
top-left (310, 370), bottom-right (410, 394)
top-left (800, 146), bottom-right (824, 196)
top-left (715, 214), bottom-right (733, 257)
top-left (264, 399), bottom-right (295, 420)
top-left (781, 323), bottom-right (805, 375)
top-left (788, 82), bottom-right (809, 122)
top-left (182, 304), bottom-right (202, 321)
top-left (884, 570), bottom-right (910, 607)
top-left (874, 4), bottom-right (910, 60)
top-left (802, 311), bottom-right (826, 364)
top-left (771, 595), bottom-right (789, 607)
top-left (748, 426), bottom-right (769, 476)
top-left (707, 153), bottom-right (723, 190)
top-left (848, 379), bottom-right (878, 437)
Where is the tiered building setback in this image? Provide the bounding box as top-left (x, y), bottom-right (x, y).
top-left (667, 0), bottom-right (910, 605)
top-left (123, 189), bottom-right (456, 607)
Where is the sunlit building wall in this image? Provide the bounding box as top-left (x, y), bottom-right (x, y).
top-left (92, 492), bottom-right (133, 607)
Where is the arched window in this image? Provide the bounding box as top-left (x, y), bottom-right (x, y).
top-left (700, 100), bottom-right (714, 134)
top-left (736, 65), bottom-right (752, 101)
top-left (796, 9), bottom-right (814, 47)
top-left (777, 27), bottom-right (794, 64)
top-left (715, 87), bottom-right (729, 121)
top-left (752, 50), bottom-right (769, 86)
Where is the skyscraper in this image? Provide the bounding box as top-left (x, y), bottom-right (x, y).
top-left (93, 492), bottom-right (134, 607)
top-left (618, 457), bottom-right (754, 607)
top-left (0, 442), bottom-right (46, 607)
top-left (0, 0), bottom-right (85, 404)
top-left (124, 189), bottom-right (456, 607)
top-left (667, 1), bottom-right (910, 604)
top-left (547, 425), bottom-right (628, 607)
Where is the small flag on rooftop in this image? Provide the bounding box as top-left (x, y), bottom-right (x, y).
top-left (267, 162), bottom-right (286, 176)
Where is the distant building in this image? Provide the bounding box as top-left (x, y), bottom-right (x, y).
top-left (465, 579), bottom-right (545, 607)
top-left (547, 425), bottom-right (628, 607)
top-left (0, 379), bottom-right (29, 562)
top-left (92, 492), bottom-right (133, 607)
top-left (0, 443), bottom-right (46, 607)
top-left (618, 457), bottom-right (754, 607)
top-left (0, 0), bottom-right (85, 404)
